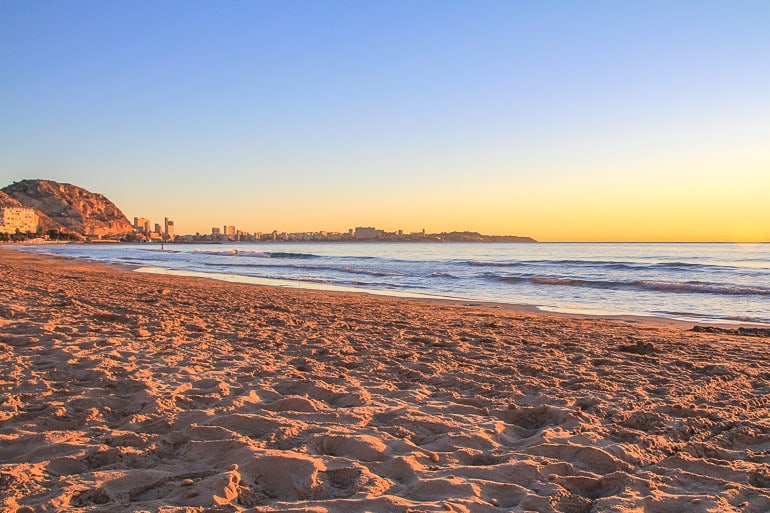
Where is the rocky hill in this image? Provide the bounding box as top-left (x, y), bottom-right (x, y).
top-left (0, 191), bottom-right (26, 209)
top-left (2, 179), bottom-right (133, 238)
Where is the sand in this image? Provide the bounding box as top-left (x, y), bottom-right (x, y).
top-left (1, 248), bottom-right (769, 513)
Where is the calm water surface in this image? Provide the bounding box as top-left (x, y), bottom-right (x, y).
top-left (17, 242), bottom-right (770, 325)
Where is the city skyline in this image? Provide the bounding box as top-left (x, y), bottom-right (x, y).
top-left (2, 2), bottom-right (769, 242)
top-left (127, 212), bottom-right (534, 243)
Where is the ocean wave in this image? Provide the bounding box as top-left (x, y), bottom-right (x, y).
top-left (654, 310), bottom-right (716, 320)
top-left (468, 259), bottom-right (640, 271)
top-left (202, 261), bottom-right (408, 278)
top-left (469, 258), bottom-right (636, 268)
top-left (115, 259), bottom-right (148, 265)
top-left (203, 262), bottom-right (333, 271)
top-left (194, 249), bottom-right (267, 257)
top-left (193, 249), bottom-right (318, 259)
top-left (487, 273), bottom-right (770, 296)
top-left (468, 258), bottom-right (713, 272)
top-left (467, 260), bottom-right (525, 267)
top-left (656, 310), bottom-right (770, 325)
top-left (262, 274), bottom-right (335, 285)
top-left (267, 251), bottom-right (318, 259)
top-left (118, 254), bottom-right (175, 262)
top-left (636, 280), bottom-right (770, 296)
top-left (651, 261), bottom-right (704, 268)
top-left (137, 247), bottom-right (181, 253)
top-left (339, 266), bottom-right (407, 277)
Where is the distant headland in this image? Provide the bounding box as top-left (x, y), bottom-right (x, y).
top-left (1, 179), bottom-right (536, 243)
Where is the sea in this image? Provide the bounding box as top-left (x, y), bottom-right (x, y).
top-left (15, 242), bottom-right (770, 326)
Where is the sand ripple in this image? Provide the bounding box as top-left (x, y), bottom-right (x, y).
top-left (1, 250), bottom-right (769, 512)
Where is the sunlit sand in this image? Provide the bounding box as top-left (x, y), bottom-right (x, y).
top-left (1, 249), bottom-right (768, 512)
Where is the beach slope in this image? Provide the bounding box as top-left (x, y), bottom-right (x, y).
top-left (1, 249), bottom-right (768, 512)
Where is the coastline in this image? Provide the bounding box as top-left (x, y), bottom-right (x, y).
top-left (126, 260), bottom-right (770, 331)
top-left (9, 241), bottom-right (769, 328)
top-left (2, 248), bottom-right (769, 512)
top-left (4, 245), bottom-right (712, 329)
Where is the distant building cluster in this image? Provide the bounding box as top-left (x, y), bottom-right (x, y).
top-left (174, 226), bottom-right (430, 243)
top-left (130, 218), bottom-right (531, 244)
top-left (351, 227), bottom-right (426, 241)
top-left (0, 207), bottom-right (38, 234)
top-left (133, 216), bottom-right (174, 242)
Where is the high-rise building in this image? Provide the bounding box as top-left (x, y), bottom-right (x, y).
top-left (224, 225), bottom-right (236, 237)
top-left (133, 217), bottom-right (150, 233)
top-left (164, 217), bottom-right (174, 239)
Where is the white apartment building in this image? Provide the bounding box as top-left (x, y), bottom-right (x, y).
top-left (0, 207), bottom-right (39, 234)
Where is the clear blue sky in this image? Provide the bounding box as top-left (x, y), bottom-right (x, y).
top-left (2, 1), bottom-right (769, 240)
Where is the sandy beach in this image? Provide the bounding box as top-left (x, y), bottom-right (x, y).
top-left (1, 248), bottom-right (769, 513)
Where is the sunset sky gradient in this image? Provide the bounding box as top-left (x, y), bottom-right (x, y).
top-left (2, 1), bottom-right (769, 241)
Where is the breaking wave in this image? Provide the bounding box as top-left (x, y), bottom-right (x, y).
top-left (468, 259), bottom-right (716, 272)
top-left (194, 249), bottom-right (318, 259)
top-left (487, 274), bottom-right (770, 296)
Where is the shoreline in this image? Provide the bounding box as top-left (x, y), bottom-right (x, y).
top-left (135, 265), bottom-right (700, 331)
top-left (106, 261), bottom-right (770, 331)
top-left (8, 245), bottom-right (767, 329)
top-left (2, 249), bottom-right (770, 512)
top-left (3, 239), bottom-right (768, 245)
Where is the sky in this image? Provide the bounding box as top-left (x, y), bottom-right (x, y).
top-left (1, 0), bottom-right (769, 242)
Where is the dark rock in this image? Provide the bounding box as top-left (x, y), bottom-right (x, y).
top-left (691, 326), bottom-right (770, 338)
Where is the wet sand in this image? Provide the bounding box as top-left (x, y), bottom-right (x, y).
top-left (1, 248), bottom-right (769, 512)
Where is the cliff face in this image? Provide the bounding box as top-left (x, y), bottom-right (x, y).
top-left (0, 191), bottom-right (25, 209)
top-left (2, 179), bottom-right (133, 237)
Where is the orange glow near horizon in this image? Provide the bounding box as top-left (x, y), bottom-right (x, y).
top-left (150, 148), bottom-right (770, 243)
top-left (167, 181), bottom-right (769, 243)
